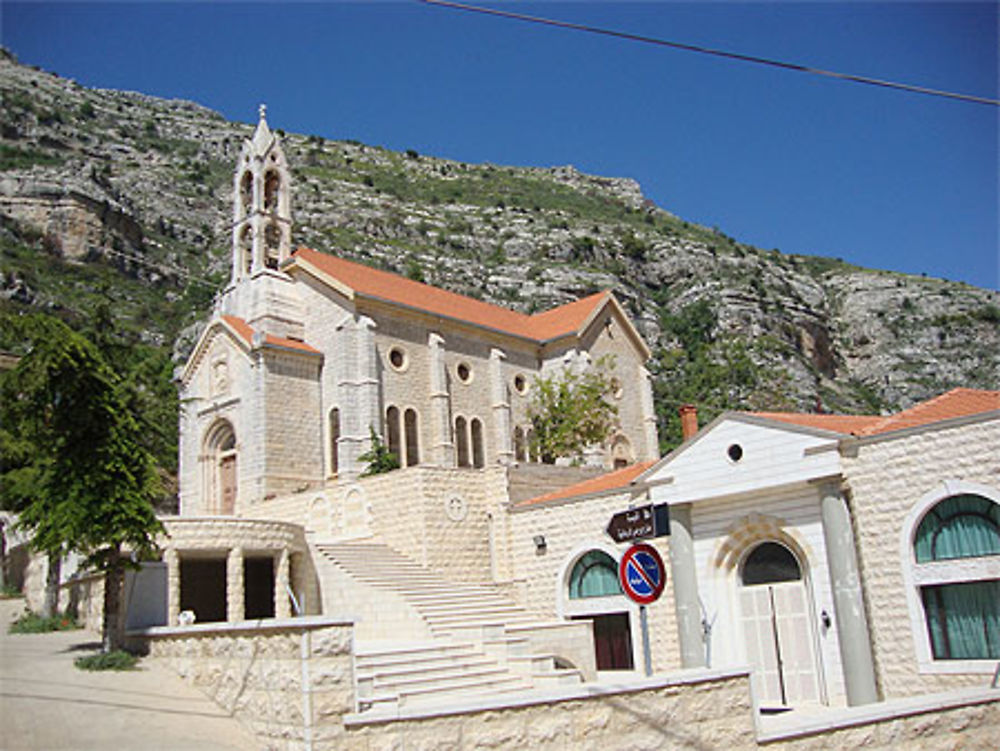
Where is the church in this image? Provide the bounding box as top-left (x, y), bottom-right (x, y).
top-left (62, 111), bottom-right (996, 748)
top-left (176, 107), bottom-right (659, 516)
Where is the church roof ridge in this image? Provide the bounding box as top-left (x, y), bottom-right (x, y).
top-left (287, 246), bottom-right (615, 345)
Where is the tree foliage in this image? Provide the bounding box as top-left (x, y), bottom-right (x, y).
top-left (527, 357), bottom-right (618, 464)
top-left (358, 426), bottom-right (401, 477)
top-left (0, 312), bottom-right (163, 650)
top-left (653, 300), bottom-right (792, 450)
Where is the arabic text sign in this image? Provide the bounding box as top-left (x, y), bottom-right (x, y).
top-left (606, 503), bottom-right (670, 543)
top-left (618, 543), bottom-right (666, 605)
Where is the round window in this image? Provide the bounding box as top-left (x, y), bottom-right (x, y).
top-left (388, 347), bottom-right (407, 371)
top-left (456, 362), bottom-right (472, 384)
top-left (727, 444), bottom-right (744, 463)
top-left (513, 374), bottom-right (529, 395)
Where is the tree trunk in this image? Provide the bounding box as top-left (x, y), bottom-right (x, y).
top-left (102, 546), bottom-right (125, 653)
top-left (42, 550), bottom-right (61, 619)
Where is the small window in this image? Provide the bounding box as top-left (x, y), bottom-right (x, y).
top-left (569, 551), bottom-right (622, 599)
top-left (513, 374), bottom-right (529, 395)
top-left (456, 362), bottom-right (473, 384)
top-left (728, 444), bottom-right (744, 463)
top-left (386, 406), bottom-right (402, 464)
top-left (329, 408), bottom-right (340, 476)
top-left (514, 426), bottom-right (526, 462)
top-left (404, 408), bottom-right (419, 467)
top-left (388, 347), bottom-right (407, 372)
top-left (610, 377), bottom-right (623, 400)
top-left (455, 416), bottom-right (470, 467)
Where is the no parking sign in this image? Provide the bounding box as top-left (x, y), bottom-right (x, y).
top-left (619, 542), bottom-right (666, 605)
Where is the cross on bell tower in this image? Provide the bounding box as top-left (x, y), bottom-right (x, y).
top-left (230, 104), bottom-right (292, 284)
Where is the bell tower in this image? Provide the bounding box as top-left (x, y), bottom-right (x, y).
top-left (231, 104), bottom-right (292, 281)
top-left (220, 105), bottom-right (302, 338)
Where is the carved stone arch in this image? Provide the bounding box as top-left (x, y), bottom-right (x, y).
top-left (712, 512), bottom-right (815, 576)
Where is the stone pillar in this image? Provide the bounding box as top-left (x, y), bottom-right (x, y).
top-left (819, 481), bottom-right (879, 706)
top-left (490, 348), bottom-right (513, 465)
top-left (165, 548), bottom-right (180, 627)
top-left (227, 547), bottom-right (244, 623)
top-left (667, 504), bottom-right (705, 669)
top-left (275, 548), bottom-right (291, 619)
top-left (337, 316), bottom-right (379, 479)
top-left (355, 316), bottom-right (379, 471)
top-left (639, 366), bottom-right (659, 459)
top-left (428, 333), bottom-right (454, 466)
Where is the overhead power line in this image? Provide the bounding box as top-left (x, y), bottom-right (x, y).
top-left (420, 0), bottom-right (999, 107)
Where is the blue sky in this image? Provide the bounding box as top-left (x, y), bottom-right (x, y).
top-left (4, 1), bottom-right (998, 289)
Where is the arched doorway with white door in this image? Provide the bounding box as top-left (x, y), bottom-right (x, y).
top-left (738, 540), bottom-right (822, 708)
top-left (558, 545), bottom-right (637, 671)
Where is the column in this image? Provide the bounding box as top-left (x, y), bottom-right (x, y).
top-left (275, 548), bottom-right (291, 619)
top-left (226, 547), bottom-right (244, 623)
top-left (428, 333), bottom-right (454, 466)
top-left (165, 548), bottom-right (180, 627)
top-left (355, 316), bottom-right (379, 472)
top-left (667, 504), bottom-right (705, 669)
top-left (490, 348), bottom-right (513, 465)
top-left (819, 480), bottom-right (879, 706)
top-left (639, 366), bottom-right (659, 460)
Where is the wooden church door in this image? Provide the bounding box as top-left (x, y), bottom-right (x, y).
top-left (739, 542), bottom-right (820, 707)
top-left (219, 454), bottom-right (237, 515)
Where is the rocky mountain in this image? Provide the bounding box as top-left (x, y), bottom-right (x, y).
top-left (2, 49), bottom-right (998, 452)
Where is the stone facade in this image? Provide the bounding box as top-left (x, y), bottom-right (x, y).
top-left (177, 112), bottom-right (658, 518)
top-left (842, 417), bottom-right (1000, 699)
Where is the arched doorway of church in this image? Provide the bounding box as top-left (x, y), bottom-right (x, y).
top-left (738, 541), bottom-right (821, 707)
top-left (565, 550), bottom-right (635, 671)
top-left (204, 420), bottom-right (237, 515)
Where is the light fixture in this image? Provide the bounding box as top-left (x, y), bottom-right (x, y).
top-left (533, 535), bottom-right (547, 552)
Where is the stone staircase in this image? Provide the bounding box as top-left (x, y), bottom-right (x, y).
top-left (314, 541), bottom-right (591, 712)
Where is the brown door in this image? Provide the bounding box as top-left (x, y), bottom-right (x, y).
top-left (574, 613), bottom-right (634, 670)
top-left (219, 454), bottom-right (237, 515)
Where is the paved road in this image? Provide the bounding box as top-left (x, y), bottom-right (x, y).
top-left (0, 598), bottom-right (261, 750)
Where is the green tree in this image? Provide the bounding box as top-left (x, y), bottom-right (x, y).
top-left (528, 357), bottom-right (618, 464)
top-left (358, 426), bottom-right (400, 477)
top-left (0, 313), bottom-right (163, 652)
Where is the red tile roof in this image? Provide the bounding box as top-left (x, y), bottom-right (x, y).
top-left (221, 315), bottom-right (321, 355)
top-left (516, 461), bottom-right (657, 508)
top-left (750, 388), bottom-right (999, 437)
top-left (289, 247), bottom-right (609, 343)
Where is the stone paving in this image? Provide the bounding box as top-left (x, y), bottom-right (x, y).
top-left (0, 598), bottom-right (260, 751)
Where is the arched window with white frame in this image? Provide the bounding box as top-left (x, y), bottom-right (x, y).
top-left (902, 482), bottom-right (1000, 672)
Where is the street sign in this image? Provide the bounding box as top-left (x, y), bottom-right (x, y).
top-left (618, 542), bottom-right (667, 605)
top-left (606, 503), bottom-right (671, 543)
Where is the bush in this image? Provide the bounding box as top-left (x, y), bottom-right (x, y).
top-left (9, 611), bottom-right (80, 633)
top-left (75, 650), bottom-right (139, 671)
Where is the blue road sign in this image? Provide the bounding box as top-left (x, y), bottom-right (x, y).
top-left (618, 543), bottom-right (666, 605)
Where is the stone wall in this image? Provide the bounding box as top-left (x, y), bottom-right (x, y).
top-left (842, 418), bottom-right (1000, 699)
top-left (144, 616), bottom-right (356, 750)
top-left (508, 490), bottom-right (681, 673)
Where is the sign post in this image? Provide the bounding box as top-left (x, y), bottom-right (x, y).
top-left (618, 542), bottom-right (667, 677)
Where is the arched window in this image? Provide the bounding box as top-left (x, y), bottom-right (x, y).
top-left (569, 551), bottom-right (622, 599)
top-left (455, 416), bottom-right (469, 467)
top-left (514, 426), bottom-right (526, 462)
top-left (239, 226), bottom-right (253, 274)
top-left (526, 428), bottom-right (537, 463)
top-left (610, 435), bottom-right (633, 470)
top-left (240, 171), bottom-right (253, 216)
top-left (263, 170), bottom-right (280, 212)
top-left (742, 542), bottom-right (802, 586)
top-left (911, 493), bottom-right (1000, 661)
top-left (264, 223), bottom-right (281, 269)
top-left (204, 420), bottom-right (237, 515)
top-left (386, 406), bottom-right (402, 465)
top-left (470, 418), bottom-right (485, 468)
top-left (329, 408), bottom-right (340, 476)
top-left (404, 408), bottom-right (419, 467)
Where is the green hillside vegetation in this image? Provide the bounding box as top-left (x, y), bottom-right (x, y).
top-left (1, 48), bottom-right (997, 495)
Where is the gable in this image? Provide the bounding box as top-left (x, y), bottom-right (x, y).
top-left (646, 417), bottom-right (842, 505)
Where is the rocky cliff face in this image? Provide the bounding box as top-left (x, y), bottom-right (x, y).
top-left (2, 49), bottom-right (997, 449)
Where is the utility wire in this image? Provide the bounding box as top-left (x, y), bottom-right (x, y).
top-left (420, 0), bottom-right (999, 107)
